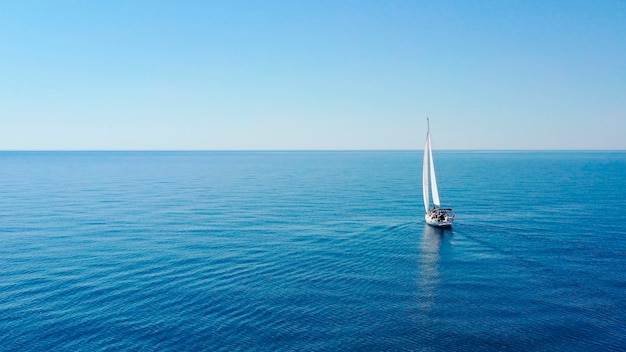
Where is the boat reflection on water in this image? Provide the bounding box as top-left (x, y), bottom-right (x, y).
top-left (417, 225), bottom-right (452, 312)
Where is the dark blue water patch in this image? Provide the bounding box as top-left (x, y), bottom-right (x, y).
top-left (0, 151), bottom-right (625, 351)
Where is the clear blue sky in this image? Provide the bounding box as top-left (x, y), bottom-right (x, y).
top-left (1, 0), bottom-right (624, 150)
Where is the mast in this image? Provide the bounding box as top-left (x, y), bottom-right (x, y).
top-left (422, 127), bottom-right (430, 213)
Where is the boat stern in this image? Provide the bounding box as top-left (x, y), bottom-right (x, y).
top-left (425, 208), bottom-right (454, 227)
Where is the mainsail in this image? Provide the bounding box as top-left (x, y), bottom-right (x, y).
top-left (423, 119), bottom-right (441, 212)
top-left (422, 135), bottom-right (430, 213)
top-left (428, 131), bottom-right (440, 208)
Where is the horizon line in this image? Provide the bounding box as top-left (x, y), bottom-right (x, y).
top-left (1, 148), bottom-right (625, 152)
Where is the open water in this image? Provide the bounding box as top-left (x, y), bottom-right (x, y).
top-left (0, 151), bottom-right (625, 351)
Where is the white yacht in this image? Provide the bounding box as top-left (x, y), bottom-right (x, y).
top-left (423, 119), bottom-right (455, 227)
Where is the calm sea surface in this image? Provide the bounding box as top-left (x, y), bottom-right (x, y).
top-left (1, 151), bottom-right (625, 351)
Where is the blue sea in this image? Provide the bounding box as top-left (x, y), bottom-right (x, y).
top-left (1, 151), bottom-right (625, 351)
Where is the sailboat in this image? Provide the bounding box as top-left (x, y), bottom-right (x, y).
top-left (423, 118), bottom-right (455, 227)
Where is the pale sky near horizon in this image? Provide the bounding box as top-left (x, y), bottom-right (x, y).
top-left (1, 1), bottom-right (625, 150)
